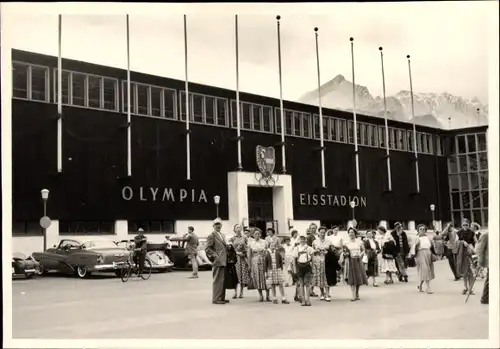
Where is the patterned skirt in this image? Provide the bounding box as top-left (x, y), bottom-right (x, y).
top-left (380, 258), bottom-right (398, 273)
top-left (251, 254), bottom-right (267, 290)
top-left (266, 266), bottom-right (284, 288)
top-left (312, 257), bottom-right (327, 288)
top-left (416, 248), bottom-right (435, 282)
top-left (345, 257), bottom-right (368, 286)
top-left (235, 255), bottom-right (250, 286)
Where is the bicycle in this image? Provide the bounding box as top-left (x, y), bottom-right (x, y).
top-left (121, 247), bottom-right (152, 282)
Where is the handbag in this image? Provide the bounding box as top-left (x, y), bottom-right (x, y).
top-left (361, 254), bottom-right (368, 264)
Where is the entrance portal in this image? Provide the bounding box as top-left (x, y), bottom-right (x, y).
top-left (248, 187), bottom-right (274, 235)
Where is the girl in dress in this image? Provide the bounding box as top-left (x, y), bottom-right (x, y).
top-left (363, 230), bottom-right (381, 287)
top-left (343, 227), bottom-right (368, 301)
top-left (293, 233), bottom-right (315, 306)
top-left (312, 227), bottom-right (333, 301)
top-left (265, 228), bottom-right (281, 249)
top-left (410, 224), bottom-right (436, 294)
top-left (264, 240), bottom-right (290, 304)
top-left (230, 224), bottom-right (250, 298)
top-left (248, 229), bottom-right (271, 302)
top-left (378, 226), bottom-right (398, 285)
top-left (283, 238), bottom-right (295, 287)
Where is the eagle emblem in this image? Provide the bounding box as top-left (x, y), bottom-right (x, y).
top-left (256, 145), bottom-right (276, 177)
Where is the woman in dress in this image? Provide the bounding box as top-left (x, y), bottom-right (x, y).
top-left (312, 227), bottom-right (333, 301)
top-left (293, 233), bottom-right (315, 306)
top-left (378, 226), bottom-right (398, 285)
top-left (230, 224), bottom-right (250, 298)
top-left (343, 227), bottom-right (368, 301)
top-left (224, 242), bottom-right (239, 294)
top-left (264, 240), bottom-right (289, 304)
top-left (363, 230), bottom-right (381, 287)
top-left (247, 229), bottom-right (271, 302)
top-left (410, 224), bottom-right (436, 294)
top-left (456, 218), bottom-right (476, 295)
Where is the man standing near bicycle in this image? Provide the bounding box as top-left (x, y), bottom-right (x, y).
top-left (134, 228), bottom-right (148, 276)
top-left (185, 226), bottom-right (199, 279)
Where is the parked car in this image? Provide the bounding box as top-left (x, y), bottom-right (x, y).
top-left (116, 240), bottom-right (174, 272)
top-left (32, 239), bottom-right (130, 278)
top-left (169, 236), bottom-right (212, 271)
top-left (12, 252), bottom-right (40, 279)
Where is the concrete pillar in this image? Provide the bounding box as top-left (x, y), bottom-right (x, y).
top-left (408, 221), bottom-right (416, 231)
top-left (379, 220), bottom-right (387, 229)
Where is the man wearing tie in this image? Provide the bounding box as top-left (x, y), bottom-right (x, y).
top-left (205, 218), bottom-right (229, 305)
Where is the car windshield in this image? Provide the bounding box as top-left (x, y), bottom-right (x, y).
top-left (82, 240), bottom-right (118, 249)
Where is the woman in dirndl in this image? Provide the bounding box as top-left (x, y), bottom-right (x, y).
top-left (378, 226), bottom-right (399, 284)
top-left (363, 230), bottom-right (381, 287)
top-left (312, 227), bottom-right (333, 301)
top-left (411, 224), bottom-right (436, 294)
top-left (248, 229), bottom-right (271, 302)
top-left (343, 227), bottom-right (368, 301)
top-left (456, 218), bottom-right (476, 295)
top-left (264, 240), bottom-right (289, 304)
top-left (230, 224), bottom-right (250, 298)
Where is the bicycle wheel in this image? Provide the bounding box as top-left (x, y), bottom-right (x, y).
top-left (120, 262), bottom-right (132, 283)
top-left (140, 260), bottom-right (152, 280)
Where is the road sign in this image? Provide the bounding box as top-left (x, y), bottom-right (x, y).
top-left (40, 216), bottom-right (52, 229)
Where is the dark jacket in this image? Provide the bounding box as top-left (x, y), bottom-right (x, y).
top-left (457, 229), bottom-right (476, 247)
top-left (363, 239), bottom-right (381, 254)
top-left (263, 250), bottom-right (284, 271)
top-left (391, 230), bottom-right (410, 255)
top-left (134, 233), bottom-right (147, 254)
top-left (382, 239), bottom-right (398, 259)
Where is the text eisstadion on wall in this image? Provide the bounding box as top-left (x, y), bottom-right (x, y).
top-left (299, 193), bottom-right (367, 207)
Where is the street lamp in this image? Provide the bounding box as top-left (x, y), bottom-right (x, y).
top-left (350, 200), bottom-right (356, 220)
top-left (40, 189), bottom-right (51, 251)
top-left (213, 195), bottom-right (220, 218)
top-left (430, 204), bottom-right (435, 231)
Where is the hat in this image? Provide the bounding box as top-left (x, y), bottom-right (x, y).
top-left (394, 222), bottom-right (402, 228)
top-left (213, 217), bottom-right (222, 225)
top-left (138, 228), bottom-right (144, 232)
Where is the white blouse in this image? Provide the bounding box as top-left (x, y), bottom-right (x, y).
top-left (416, 236), bottom-right (432, 250)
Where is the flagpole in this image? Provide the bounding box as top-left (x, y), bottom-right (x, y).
top-left (184, 14), bottom-right (191, 180)
top-left (57, 14), bottom-right (63, 173)
top-left (126, 15), bottom-right (132, 177)
top-left (235, 14), bottom-right (242, 171)
top-left (379, 47), bottom-right (392, 191)
top-left (314, 27), bottom-right (326, 188)
top-left (350, 38), bottom-right (360, 191)
top-left (277, 15), bottom-right (286, 174)
top-left (407, 54), bottom-right (420, 193)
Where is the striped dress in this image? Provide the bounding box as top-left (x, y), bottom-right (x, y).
top-left (312, 238), bottom-right (331, 288)
top-left (231, 235), bottom-right (250, 286)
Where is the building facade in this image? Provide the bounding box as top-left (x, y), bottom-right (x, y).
top-left (10, 49), bottom-right (487, 254)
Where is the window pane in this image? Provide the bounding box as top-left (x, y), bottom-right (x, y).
top-left (448, 156), bottom-right (458, 174)
top-left (477, 133), bottom-right (487, 151)
top-left (293, 112), bottom-right (301, 136)
top-left (205, 96), bottom-right (216, 125)
top-left (330, 119), bottom-right (338, 141)
top-left (241, 103), bottom-right (251, 129)
top-left (478, 152), bottom-right (488, 170)
top-left (389, 128), bottom-right (396, 149)
top-left (472, 210), bottom-right (481, 225)
top-left (451, 192), bottom-right (461, 210)
top-left (347, 121), bottom-right (354, 144)
top-left (479, 171), bottom-right (488, 188)
top-left (461, 191), bottom-right (471, 209)
top-left (338, 120), bottom-right (346, 142)
top-left (396, 130), bottom-right (404, 150)
top-left (192, 94), bottom-right (204, 123)
top-left (262, 106), bottom-right (271, 132)
top-left (407, 131), bottom-right (414, 152)
top-left (26, 221), bottom-right (42, 235)
top-left (470, 191), bottom-right (481, 209)
top-left (87, 75), bottom-right (101, 108)
top-left (482, 209), bottom-right (488, 227)
top-left (469, 172), bottom-right (480, 190)
top-left (449, 175), bottom-right (459, 192)
top-left (231, 100), bottom-right (240, 128)
top-left (313, 115), bottom-right (320, 139)
top-left (284, 110), bottom-right (293, 135)
top-left (12, 62), bottom-right (28, 99)
top-left (54, 69), bottom-right (70, 104)
top-left (86, 222), bottom-right (99, 234)
top-left (467, 135), bottom-right (476, 153)
top-left (180, 91), bottom-right (187, 121)
top-left (427, 134), bottom-right (433, 154)
top-left (252, 105), bottom-right (262, 131)
top-left (163, 89), bottom-right (176, 119)
top-left (416, 133), bottom-right (423, 153)
top-left (100, 221), bottom-right (114, 234)
top-left (481, 190), bottom-right (488, 208)
top-left (323, 117), bottom-right (329, 140)
top-left (162, 221), bottom-right (174, 234)
top-left (274, 108), bottom-right (282, 134)
top-left (468, 154), bottom-right (478, 172)
top-left (150, 87), bottom-right (162, 117)
top-left (457, 135), bottom-right (466, 154)
top-left (436, 136), bottom-right (443, 156)
top-left (216, 98), bottom-right (228, 126)
top-left (150, 221), bottom-right (162, 233)
top-left (136, 84), bottom-right (149, 115)
top-left (72, 74), bottom-right (86, 107)
top-left (460, 173), bottom-right (469, 191)
top-left (360, 124), bottom-right (367, 146)
top-left (30, 65), bottom-right (48, 101)
top-left (302, 113), bottom-right (311, 138)
top-left (452, 211), bottom-right (462, 228)
top-left (103, 78), bottom-right (117, 111)
top-left (458, 155), bottom-right (468, 172)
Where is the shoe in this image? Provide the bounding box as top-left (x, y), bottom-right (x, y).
top-left (355, 296), bottom-right (360, 300)
top-left (239, 294), bottom-right (244, 299)
top-left (294, 296), bottom-right (300, 302)
top-left (462, 289), bottom-right (468, 295)
top-left (273, 299), bottom-right (279, 304)
top-left (325, 297), bottom-right (331, 302)
top-left (310, 292), bottom-right (318, 297)
top-left (282, 299), bottom-right (290, 304)
top-left (320, 295), bottom-right (325, 301)
top-left (373, 283), bottom-right (379, 287)
top-left (480, 300), bottom-right (489, 305)
top-left (232, 294), bottom-right (237, 299)
top-left (221, 299), bottom-right (229, 303)
top-left (404, 276), bottom-right (408, 283)
top-left (212, 301), bottom-right (225, 305)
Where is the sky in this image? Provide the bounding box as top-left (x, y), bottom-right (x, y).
top-left (1, 2), bottom-right (496, 104)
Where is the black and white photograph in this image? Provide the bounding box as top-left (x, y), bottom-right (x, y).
top-left (1, 2), bottom-right (499, 348)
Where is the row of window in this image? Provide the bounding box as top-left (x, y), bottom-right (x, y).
top-left (450, 190), bottom-right (488, 211)
top-left (449, 171), bottom-right (488, 192)
top-left (13, 61), bottom-right (445, 156)
top-left (448, 152), bottom-right (487, 174)
top-left (450, 133), bottom-right (487, 155)
top-left (451, 209), bottom-right (488, 228)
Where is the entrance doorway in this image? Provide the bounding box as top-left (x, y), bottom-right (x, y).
top-left (248, 187), bottom-right (274, 235)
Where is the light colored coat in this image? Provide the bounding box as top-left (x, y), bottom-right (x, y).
top-left (475, 231), bottom-right (488, 268)
top-left (205, 230), bottom-right (227, 267)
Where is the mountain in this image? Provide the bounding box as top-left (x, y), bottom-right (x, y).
top-left (299, 74), bottom-right (489, 129)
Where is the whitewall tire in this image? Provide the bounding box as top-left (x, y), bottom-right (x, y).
top-left (76, 266), bottom-right (90, 278)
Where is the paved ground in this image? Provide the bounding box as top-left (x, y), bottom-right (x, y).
top-left (11, 260), bottom-right (488, 339)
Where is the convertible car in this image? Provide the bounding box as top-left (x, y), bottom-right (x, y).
top-left (116, 240), bottom-right (174, 272)
top-left (169, 236), bottom-right (212, 271)
top-left (12, 252), bottom-right (40, 279)
top-left (32, 239), bottom-right (130, 278)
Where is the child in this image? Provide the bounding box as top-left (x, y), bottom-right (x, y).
top-left (264, 242), bottom-right (289, 304)
top-left (293, 234), bottom-right (315, 306)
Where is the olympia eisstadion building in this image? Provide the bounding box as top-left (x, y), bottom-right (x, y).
top-left (7, 49), bottom-right (489, 254)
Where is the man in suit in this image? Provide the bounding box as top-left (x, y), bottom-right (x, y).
top-left (205, 218), bottom-right (228, 305)
top-left (184, 226), bottom-right (199, 279)
top-left (441, 222), bottom-right (460, 280)
top-left (475, 230), bottom-right (488, 305)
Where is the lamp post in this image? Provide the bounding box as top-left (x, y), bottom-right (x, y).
top-left (213, 195), bottom-right (220, 218)
top-left (350, 200), bottom-right (356, 220)
top-left (430, 204), bottom-right (435, 231)
top-left (40, 189), bottom-right (51, 251)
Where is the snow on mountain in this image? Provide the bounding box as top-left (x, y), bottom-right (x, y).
top-left (299, 74), bottom-right (489, 129)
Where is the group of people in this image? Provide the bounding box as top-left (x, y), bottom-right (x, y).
top-left (202, 217), bottom-right (489, 306)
